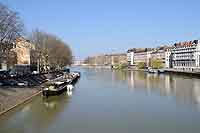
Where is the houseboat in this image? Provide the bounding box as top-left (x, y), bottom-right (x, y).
top-left (42, 72), bottom-right (80, 97)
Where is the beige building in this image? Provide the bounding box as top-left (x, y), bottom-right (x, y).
top-left (109, 53), bottom-right (127, 65)
top-left (150, 47), bottom-right (168, 67)
top-left (12, 37), bottom-right (35, 65)
top-left (84, 53), bottom-right (127, 66)
top-left (127, 47), bottom-right (167, 68)
top-left (133, 48), bottom-right (153, 67)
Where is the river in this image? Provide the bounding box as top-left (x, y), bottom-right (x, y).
top-left (1, 68), bottom-right (200, 133)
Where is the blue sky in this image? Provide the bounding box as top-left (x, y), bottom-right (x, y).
top-left (1, 0), bottom-right (200, 59)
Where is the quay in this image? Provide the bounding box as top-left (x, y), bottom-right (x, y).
top-left (126, 67), bottom-right (200, 77)
top-left (0, 70), bottom-right (78, 115)
top-left (164, 69), bottom-right (200, 77)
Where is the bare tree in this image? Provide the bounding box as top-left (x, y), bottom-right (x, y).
top-left (30, 29), bottom-right (72, 72)
top-left (0, 3), bottom-right (24, 44)
top-left (0, 3), bottom-right (24, 69)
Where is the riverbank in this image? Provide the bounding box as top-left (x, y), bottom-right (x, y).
top-left (126, 68), bottom-right (200, 77)
top-left (164, 68), bottom-right (200, 77)
top-left (0, 86), bottom-right (41, 115)
top-left (0, 71), bottom-right (66, 115)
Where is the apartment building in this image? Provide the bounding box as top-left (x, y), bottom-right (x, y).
top-left (150, 47), bottom-right (167, 67)
top-left (13, 37), bottom-right (35, 65)
top-left (126, 48), bottom-right (154, 67)
top-left (127, 49), bottom-right (134, 66)
top-left (169, 40), bottom-right (200, 71)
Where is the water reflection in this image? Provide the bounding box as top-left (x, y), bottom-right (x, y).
top-left (117, 71), bottom-right (200, 107)
top-left (0, 93), bottom-right (71, 133)
top-left (1, 68), bottom-right (200, 133)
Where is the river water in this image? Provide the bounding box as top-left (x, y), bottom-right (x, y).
top-left (1, 68), bottom-right (200, 133)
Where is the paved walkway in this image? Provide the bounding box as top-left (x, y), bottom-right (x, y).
top-left (0, 87), bottom-right (40, 112)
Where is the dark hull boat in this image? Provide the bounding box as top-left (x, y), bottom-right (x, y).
top-left (42, 81), bottom-right (70, 97)
top-left (42, 72), bottom-right (80, 97)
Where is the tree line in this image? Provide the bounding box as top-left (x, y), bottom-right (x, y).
top-left (30, 29), bottom-right (72, 71)
top-left (0, 2), bottom-right (72, 71)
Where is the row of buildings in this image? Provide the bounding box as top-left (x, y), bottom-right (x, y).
top-left (83, 53), bottom-right (127, 66)
top-left (84, 39), bottom-right (200, 71)
top-left (127, 40), bottom-right (200, 71)
top-left (127, 47), bottom-right (167, 68)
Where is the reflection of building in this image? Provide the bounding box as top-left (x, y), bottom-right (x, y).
top-left (125, 71), bottom-right (200, 106)
top-left (193, 79), bottom-right (200, 104)
top-left (167, 40), bottom-right (200, 71)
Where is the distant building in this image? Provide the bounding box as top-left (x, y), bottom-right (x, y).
top-left (109, 53), bottom-right (127, 65)
top-left (127, 46), bottom-right (169, 68)
top-left (126, 48), bottom-right (154, 67)
top-left (84, 53), bottom-right (127, 66)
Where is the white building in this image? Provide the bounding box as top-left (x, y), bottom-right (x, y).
top-left (165, 48), bottom-right (172, 68)
top-left (127, 48), bottom-right (157, 67)
top-left (167, 40), bottom-right (200, 71)
top-left (127, 49), bottom-right (134, 66)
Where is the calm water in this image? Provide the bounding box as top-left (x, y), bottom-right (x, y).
top-left (1, 68), bottom-right (200, 133)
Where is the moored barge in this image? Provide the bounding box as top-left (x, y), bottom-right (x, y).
top-left (42, 72), bottom-right (80, 97)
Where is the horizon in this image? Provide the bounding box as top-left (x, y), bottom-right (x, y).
top-left (1, 0), bottom-right (200, 59)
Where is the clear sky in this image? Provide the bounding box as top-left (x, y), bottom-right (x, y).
top-left (1, 0), bottom-right (200, 59)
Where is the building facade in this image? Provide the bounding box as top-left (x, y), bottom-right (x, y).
top-left (84, 53), bottom-right (127, 66)
top-left (165, 48), bottom-right (172, 68)
top-left (0, 37), bottom-right (37, 73)
top-left (126, 48), bottom-right (154, 67)
top-left (127, 49), bottom-right (134, 66)
top-left (150, 47), bottom-right (167, 68)
top-left (13, 37), bottom-right (35, 65)
top-left (168, 40), bottom-right (200, 71)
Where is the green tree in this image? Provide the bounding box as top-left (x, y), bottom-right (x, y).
top-left (151, 59), bottom-right (163, 69)
top-left (137, 62), bottom-right (145, 69)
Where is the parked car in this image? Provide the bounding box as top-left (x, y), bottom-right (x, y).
top-left (0, 81), bottom-right (4, 86)
top-left (0, 80), bottom-right (11, 86)
top-left (0, 70), bottom-right (9, 78)
top-left (17, 80), bottom-right (29, 87)
top-left (8, 79), bottom-right (18, 86)
top-left (32, 71), bottom-right (39, 74)
top-left (9, 71), bottom-right (17, 77)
